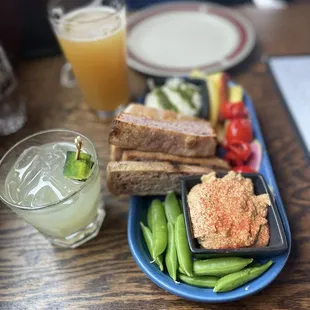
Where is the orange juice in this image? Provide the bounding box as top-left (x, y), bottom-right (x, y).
top-left (56, 7), bottom-right (129, 112)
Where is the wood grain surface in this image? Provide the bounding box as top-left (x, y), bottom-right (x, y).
top-left (1, 4), bottom-right (310, 310)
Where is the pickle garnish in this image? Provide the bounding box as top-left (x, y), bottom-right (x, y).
top-left (63, 136), bottom-right (94, 181)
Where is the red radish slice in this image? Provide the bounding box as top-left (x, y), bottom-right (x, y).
top-left (247, 139), bottom-right (262, 171)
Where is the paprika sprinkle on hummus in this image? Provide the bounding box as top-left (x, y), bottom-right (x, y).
top-left (187, 171), bottom-right (270, 249)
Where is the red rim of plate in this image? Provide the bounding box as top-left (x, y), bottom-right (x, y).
top-left (127, 3), bottom-right (249, 72)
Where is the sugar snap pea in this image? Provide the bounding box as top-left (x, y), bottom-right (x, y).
top-left (193, 257), bottom-right (253, 277)
top-left (140, 222), bottom-right (164, 271)
top-left (179, 266), bottom-right (186, 274)
top-left (147, 204), bottom-right (153, 231)
top-left (247, 260), bottom-right (262, 268)
top-left (179, 274), bottom-right (219, 288)
top-left (165, 222), bottom-right (178, 281)
top-left (175, 214), bottom-right (193, 277)
top-left (164, 192), bottom-right (182, 224)
top-left (213, 260), bottom-right (273, 293)
top-left (149, 199), bottom-right (167, 258)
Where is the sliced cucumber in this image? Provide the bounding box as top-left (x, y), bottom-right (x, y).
top-left (169, 85), bottom-right (197, 110)
top-left (63, 151), bottom-right (94, 181)
top-left (154, 88), bottom-right (178, 112)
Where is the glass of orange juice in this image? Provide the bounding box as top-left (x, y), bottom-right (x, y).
top-left (48, 0), bottom-right (129, 119)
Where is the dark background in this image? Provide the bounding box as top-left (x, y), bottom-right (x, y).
top-left (0, 0), bottom-right (295, 65)
top-left (0, 0), bottom-right (252, 65)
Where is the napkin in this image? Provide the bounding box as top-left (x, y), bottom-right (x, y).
top-left (268, 55), bottom-right (310, 157)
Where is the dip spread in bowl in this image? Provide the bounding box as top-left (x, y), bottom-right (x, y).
top-left (187, 171), bottom-right (270, 249)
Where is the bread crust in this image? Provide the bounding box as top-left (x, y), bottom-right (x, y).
top-left (107, 161), bottom-right (213, 195)
top-left (110, 145), bottom-right (123, 161)
top-left (121, 150), bottom-right (230, 170)
top-left (124, 103), bottom-right (196, 121)
top-left (109, 113), bottom-right (216, 158)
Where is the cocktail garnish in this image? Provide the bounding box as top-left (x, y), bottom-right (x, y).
top-left (75, 136), bottom-right (83, 160)
top-left (63, 136), bottom-right (94, 181)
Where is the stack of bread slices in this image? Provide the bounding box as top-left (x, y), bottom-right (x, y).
top-left (107, 104), bottom-right (230, 195)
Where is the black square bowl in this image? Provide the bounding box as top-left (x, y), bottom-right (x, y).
top-left (141, 77), bottom-right (209, 119)
top-left (181, 173), bottom-right (288, 258)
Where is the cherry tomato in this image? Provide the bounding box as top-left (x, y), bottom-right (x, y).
top-left (225, 140), bottom-right (251, 161)
top-left (224, 151), bottom-right (244, 167)
top-left (233, 165), bottom-right (256, 173)
top-left (226, 119), bottom-right (253, 144)
top-left (220, 101), bottom-right (248, 120)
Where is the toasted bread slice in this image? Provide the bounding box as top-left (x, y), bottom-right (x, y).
top-left (124, 103), bottom-right (196, 121)
top-left (109, 112), bottom-right (216, 158)
top-left (110, 145), bottom-right (123, 161)
top-left (107, 161), bottom-right (213, 196)
top-left (121, 150), bottom-right (230, 170)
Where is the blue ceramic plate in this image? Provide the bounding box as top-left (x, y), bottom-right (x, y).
top-left (127, 89), bottom-right (291, 303)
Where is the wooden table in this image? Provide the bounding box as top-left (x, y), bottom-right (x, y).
top-left (1, 4), bottom-right (310, 309)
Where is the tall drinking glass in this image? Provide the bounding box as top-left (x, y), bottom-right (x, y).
top-left (0, 45), bottom-right (27, 135)
top-left (0, 129), bottom-right (105, 248)
top-left (48, 0), bottom-right (129, 119)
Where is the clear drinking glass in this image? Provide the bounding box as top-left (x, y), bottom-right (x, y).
top-left (48, 0), bottom-right (129, 120)
top-left (0, 45), bottom-right (27, 135)
top-left (0, 129), bottom-right (105, 248)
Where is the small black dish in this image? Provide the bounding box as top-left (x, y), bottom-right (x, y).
top-left (181, 172), bottom-right (288, 258)
top-left (140, 77), bottom-right (209, 119)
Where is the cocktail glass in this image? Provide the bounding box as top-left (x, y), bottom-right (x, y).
top-left (0, 129), bottom-right (105, 248)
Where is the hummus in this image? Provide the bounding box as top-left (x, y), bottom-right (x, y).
top-left (187, 171), bottom-right (270, 249)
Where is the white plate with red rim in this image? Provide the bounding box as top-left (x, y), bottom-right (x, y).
top-left (127, 2), bottom-right (255, 77)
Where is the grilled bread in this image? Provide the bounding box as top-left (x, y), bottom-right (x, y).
top-left (120, 149), bottom-right (230, 170)
top-left (109, 112), bottom-right (216, 158)
top-left (110, 145), bottom-right (123, 161)
top-left (124, 103), bottom-right (196, 121)
top-left (107, 161), bottom-right (213, 195)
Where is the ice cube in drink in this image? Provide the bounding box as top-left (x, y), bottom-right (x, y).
top-left (3, 141), bottom-right (104, 247)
